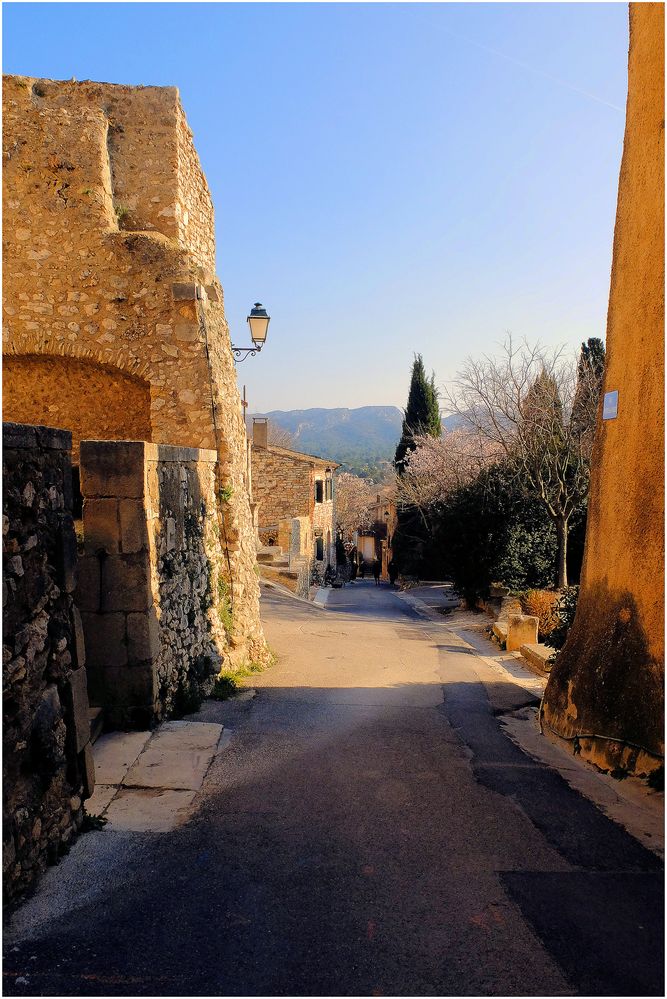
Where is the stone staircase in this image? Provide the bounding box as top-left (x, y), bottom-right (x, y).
top-left (256, 545), bottom-right (290, 570)
top-left (256, 545), bottom-right (301, 592)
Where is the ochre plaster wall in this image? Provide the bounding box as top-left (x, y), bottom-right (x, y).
top-left (543, 3), bottom-right (664, 775)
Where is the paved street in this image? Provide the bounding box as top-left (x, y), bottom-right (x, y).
top-left (4, 581), bottom-right (664, 996)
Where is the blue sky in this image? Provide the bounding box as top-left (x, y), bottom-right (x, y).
top-left (3, 2), bottom-right (629, 412)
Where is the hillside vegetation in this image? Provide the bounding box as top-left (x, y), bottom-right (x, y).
top-left (249, 406), bottom-right (461, 479)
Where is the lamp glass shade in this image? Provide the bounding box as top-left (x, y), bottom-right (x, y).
top-left (247, 302), bottom-right (270, 346)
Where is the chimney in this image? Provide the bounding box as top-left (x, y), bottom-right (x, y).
top-left (253, 417), bottom-right (268, 449)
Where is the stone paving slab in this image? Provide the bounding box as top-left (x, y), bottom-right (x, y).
top-left (123, 747), bottom-right (217, 790)
top-left (149, 720), bottom-right (223, 752)
top-left (85, 783), bottom-right (117, 817)
top-left (92, 730), bottom-right (152, 784)
top-left (85, 721), bottom-right (223, 832)
top-left (103, 788), bottom-right (198, 832)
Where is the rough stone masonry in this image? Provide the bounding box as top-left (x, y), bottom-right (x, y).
top-left (3, 423), bottom-right (94, 904)
top-left (2, 76), bottom-right (268, 680)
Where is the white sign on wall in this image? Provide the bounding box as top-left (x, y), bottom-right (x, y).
top-left (602, 390), bottom-right (619, 421)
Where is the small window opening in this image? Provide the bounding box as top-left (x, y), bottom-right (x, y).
top-left (315, 479), bottom-right (324, 503)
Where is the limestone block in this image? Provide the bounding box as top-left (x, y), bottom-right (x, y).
top-left (101, 555), bottom-right (153, 612)
top-left (171, 282), bottom-right (197, 301)
top-left (506, 614), bottom-right (539, 653)
top-left (62, 666), bottom-right (92, 753)
top-left (119, 499), bottom-right (148, 553)
top-left (174, 321), bottom-right (199, 342)
top-left (83, 498), bottom-right (119, 554)
top-left (492, 621), bottom-right (508, 644)
top-left (126, 610), bottom-right (159, 664)
top-left (74, 557), bottom-right (100, 613)
top-left (104, 787), bottom-right (197, 832)
top-left (71, 605), bottom-right (86, 669)
top-left (123, 747), bottom-right (215, 791)
top-left (36, 425), bottom-right (73, 451)
top-left (93, 730), bottom-right (151, 784)
top-left (80, 440), bottom-right (147, 500)
top-left (3, 422), bottom-right (38, 449)
top-left (80, 742), bottom-right (95, 799)
top-left (81, 612), bottom-right (127, 668)
top-left (104, 665), bottom-right (156, 719)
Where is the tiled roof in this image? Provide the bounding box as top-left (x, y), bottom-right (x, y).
top-left (263, 444), bottom-right (340, 469)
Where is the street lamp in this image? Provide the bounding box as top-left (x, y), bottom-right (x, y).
top-left (232, 302), bottom-right (271, 362)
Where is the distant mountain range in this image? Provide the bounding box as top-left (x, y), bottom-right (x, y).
top-left (248, 406), bottom-right (463, 478)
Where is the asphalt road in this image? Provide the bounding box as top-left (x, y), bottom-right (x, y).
top-left (4, 581), bottom-right (664, 996)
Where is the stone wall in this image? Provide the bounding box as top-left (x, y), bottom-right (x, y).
top-left (2, 76), bottom-right (218, 447)
top-left (3, 422), bottom-right (93, 904)
top-left (251, 446), bottom-right (314, 526)
top-left (4, 355), bottom-right (151, 464)
top-left (2, 75), bottom-right (267, 674)
top-left (77, 440), bottom-right (238, 728)
top-left (312, 482), bottom-right (336, 568)
top-left (543, 3), bottom-right (664, 777)
top-left (252, 444), bottom-right (336, 569)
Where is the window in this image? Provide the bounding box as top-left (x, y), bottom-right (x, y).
top-left (315, 479), bottom-right (324, 503)
top-left (316, 537), bottom-right (324, 560)
top-left (325, 473), bottom-right (333, 501)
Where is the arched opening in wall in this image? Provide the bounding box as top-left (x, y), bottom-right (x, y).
top-left (3, 354), bottom-right (152, 461)
top-left (3, 353), bottom-right (152, 533)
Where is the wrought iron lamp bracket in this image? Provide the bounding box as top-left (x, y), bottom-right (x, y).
top-left (231, 345), bottom-right (262, 362)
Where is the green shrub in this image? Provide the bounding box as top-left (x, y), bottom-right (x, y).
top-left (545, 586), bottom-right (580, 652)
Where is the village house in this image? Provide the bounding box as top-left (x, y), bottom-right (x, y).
top-left (355, 491), bottom-right (397, 579)
top-left (2, 75), bottom-right (267, 900)
top-left (249, 418), bottom-right (339, 594)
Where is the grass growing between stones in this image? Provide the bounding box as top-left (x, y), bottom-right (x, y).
top-left (217, 576), bottom-right (234, 635)
top-left (209, 658), bottom-right (270, 701)
top-left (81, 811), bottom-right (108, 832)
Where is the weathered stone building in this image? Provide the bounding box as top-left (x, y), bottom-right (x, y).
top-left (356, 492), bottom-right (398, 579)
top-left (542, 4), bottom-right (664, 778)
top-left (3, 77), bottom-right (268, 717)
top-left (250, 419), bottom-right (338, 588)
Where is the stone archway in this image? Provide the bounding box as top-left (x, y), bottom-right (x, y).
top-left (2, 354), bottom-right (152, 461)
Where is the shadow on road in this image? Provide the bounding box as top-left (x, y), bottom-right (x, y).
top-left (4, 669), bottom-right (664, 998)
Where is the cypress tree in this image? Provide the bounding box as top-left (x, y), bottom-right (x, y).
top-left (394, 354), bottom-right (441, 474)
top-left (578, 337), bottom-right (606, 382)
top-left (572, 337), bottom-right (606, 434)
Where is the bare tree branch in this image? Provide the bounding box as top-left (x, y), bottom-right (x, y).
top-left (443, 334), bottom-right (601, 586)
